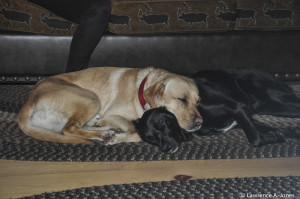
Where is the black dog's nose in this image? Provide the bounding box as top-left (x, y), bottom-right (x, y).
top-left (161, 145), bottom-right (179, 154)
top-left (163, 145), bottom-right (172, 152)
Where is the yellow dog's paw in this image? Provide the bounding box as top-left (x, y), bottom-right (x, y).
top-left (104, 132), bottom-right (141, 145)
top-left (109, 128), bottom-right (124, 134)
top-left (104, 133), bottom-right (127, 145)
top-left (104, 134), bottom-right (118, 145)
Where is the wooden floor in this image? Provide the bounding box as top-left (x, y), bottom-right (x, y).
top-left (0, 157), bottom-right (299, 199)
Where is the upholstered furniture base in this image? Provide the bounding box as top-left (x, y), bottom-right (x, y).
top-left (1, 30), bottom-right (300, 84)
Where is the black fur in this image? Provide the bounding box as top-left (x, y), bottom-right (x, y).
top-left (133, 107), bottom-right (192, 153)
top-left (193, 68), bottom-right (300, 146)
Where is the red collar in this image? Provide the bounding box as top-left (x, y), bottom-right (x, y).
top-left (138, 76), bottom-right (148, 110)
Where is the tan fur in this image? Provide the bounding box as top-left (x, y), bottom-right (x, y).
top-left (18, 67), bottom-right (201, 145)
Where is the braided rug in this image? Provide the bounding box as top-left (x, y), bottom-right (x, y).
top-left (20, 176), bottom-right (300, 199)
top-left (0, 83), bottom-right (300, 162)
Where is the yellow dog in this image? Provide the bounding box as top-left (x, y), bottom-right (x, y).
top-left (18, 67), bottom-right (202, 145)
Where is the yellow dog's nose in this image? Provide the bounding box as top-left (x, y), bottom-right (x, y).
top-left (194, 116), bottom-right (203, 126)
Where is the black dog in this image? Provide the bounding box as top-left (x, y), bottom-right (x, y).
top-left (193, 68), bottom-right (300, 146)
top-left (133, 107), bottom-right (192, 153)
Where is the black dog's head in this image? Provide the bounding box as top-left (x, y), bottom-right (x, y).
top-left (133, 107), bottom-right (193, 153)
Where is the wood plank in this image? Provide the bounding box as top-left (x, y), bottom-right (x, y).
top-left (0, 157), bottom-right (300, 199)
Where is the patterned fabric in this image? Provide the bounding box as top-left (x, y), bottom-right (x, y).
top-left (21, 176), bottom-right (300, 199)
top-left (0, 0), bottom-right (299, 35)
top-left (0, 0), bottom-right (77, 35)
top-left (0, 84), bottom-right (300, 162)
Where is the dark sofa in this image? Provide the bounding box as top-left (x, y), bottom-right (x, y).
top-left (1, 0), bottom-right (300, 83)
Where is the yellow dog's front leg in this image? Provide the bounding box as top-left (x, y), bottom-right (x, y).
top-left (97, 115), bottom-right (142, 145)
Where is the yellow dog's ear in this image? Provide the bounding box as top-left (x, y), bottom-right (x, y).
top-left (144, 81), bottom-right (165, 108)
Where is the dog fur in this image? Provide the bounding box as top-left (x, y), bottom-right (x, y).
top-left (18, 67), bottom-right (202, 145)
top-left (193, 68), bottom-right (300, 146)
top-left (133, 107), bottom-right (193, 153)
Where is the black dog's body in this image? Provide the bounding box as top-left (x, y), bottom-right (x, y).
top-left (193, 69), bottom-right (300, 146)
top-left (133, 107), bottom-right (192, 153)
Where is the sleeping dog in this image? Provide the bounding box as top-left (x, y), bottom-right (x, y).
top-left (193, 68), bottom-right (300, 146)
top-left (18, 67), bottom-right (201, 145)
top-left (133, 107), bottom-right (192, 153)
top-left (136, 69), bottom-right (300, 152)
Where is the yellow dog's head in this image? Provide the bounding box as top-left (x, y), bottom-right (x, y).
top-left (144, 76), bottom-right (202, 132)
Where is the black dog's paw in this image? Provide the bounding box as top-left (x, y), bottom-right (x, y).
top-left (280, 128), bottom-right (300, 139)
top-left (251, 131), bottom-right (285, 147)
top-left (194, 126), bottom-right (220, 136)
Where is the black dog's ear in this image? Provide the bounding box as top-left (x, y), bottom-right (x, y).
top-left (181, 130), bottom-right (193, 141)
top-left (132, 119), bottom-right (140, 127)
